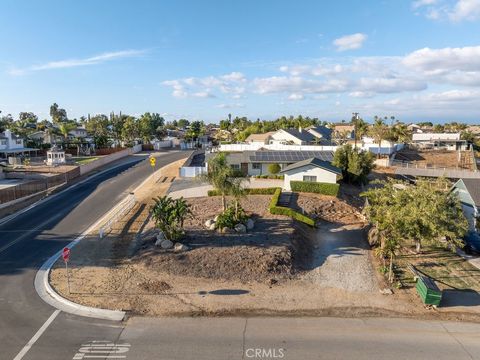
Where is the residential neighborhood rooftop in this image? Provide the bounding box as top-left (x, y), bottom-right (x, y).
top-left (280, 157), bottom-right (342, 175)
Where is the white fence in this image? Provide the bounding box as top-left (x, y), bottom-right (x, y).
top-left (98, 193), bottom-right (136, 238)
top-left (216, 142), bottom-right (403, 154)
top-left (180, 166), bottom-right (207, 177)
top-left (153, 140), bottom-right (172, 149)
top-left (79, 145), bottom-right (142, 175)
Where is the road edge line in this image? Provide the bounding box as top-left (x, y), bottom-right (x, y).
top-left (34, 151), bottom-right (189, 322)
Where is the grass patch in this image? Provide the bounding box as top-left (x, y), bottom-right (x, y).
top-left (73, 157), bottom-right (99, 165)
top-left (396, 245), bottom-right (480, 291)
top-left (269, 188), bottom-right (315, 227)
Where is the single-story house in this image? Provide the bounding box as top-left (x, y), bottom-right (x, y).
top-left (280, 157), bottom-right (341, 190)
top-left (452, 179), bottom-right (480, 232)
top-left (412, 133), bottom-right (469, 151)
top-left (217, 149), bottom-right (334, 176)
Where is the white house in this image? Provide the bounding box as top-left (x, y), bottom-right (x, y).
top-left (0, 129), bottom-right (37, 158)
top-left (68, 126), bottom-right (88, 139)
top-left (280, 157), bottom-right (342, 191)
top-left (412, 133), bottom-right (468, 150)
top-left (269, 128), bottom-right (316, 145)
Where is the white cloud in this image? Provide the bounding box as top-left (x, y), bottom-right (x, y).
top-left (192, 91), bottom-right (216, 98)
top-left (403, 46), bottom-right (480, 73)
top-left (449, 0), bottom-right (480, 21)
top-left (288, 93), bottom-right (304, 101)
top-left (8, 49), bottom-right (147, 75)
top-left (333, 33), bottom-right (367, 51)
top-left (215, 103), bottom-right (245, 109)
top-left (412, 0), bottom-right (480, 22)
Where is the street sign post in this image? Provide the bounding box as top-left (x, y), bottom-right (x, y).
top-left (62, 247), bottom-right (71, 294)
top-left (149, 155), bottom-right (156, 180)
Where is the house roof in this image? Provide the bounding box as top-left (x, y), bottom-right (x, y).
top-left (248, 150), bottom-right (334, 163)
top-left (280, 157), bottom-right (342, 175)
top-left (245, 131), bottom-right (274, 142)
top-left (461, 179), bottom-right (480, 207)
top-left (281, 128), bottom-right (316, 142)
top-left (307, 126), bottom-right (332, 139)
top-left (412, 133), bottom-right (461, 141)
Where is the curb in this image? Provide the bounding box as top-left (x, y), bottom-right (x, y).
top-left (34, 151), bottom-right (188, 321)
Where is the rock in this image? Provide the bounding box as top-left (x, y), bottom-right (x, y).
top-left (160, 239), bottom-right (174, 249)
top-left (234, 223), bottom-right (247, 233)
top-left (246, 218), bottom-right (255, 230)
top-left (205, 219), bottom-right (215, 228)
top-left (221, 227), bottom-right (232, 234)
top-left (208, 223), bottom-right (217, 230)
top-left (156, 232), bottom-right (166, 241)
top-left (379, 288), bottom-right (393, 295)
top-left (174, 242), bottom-right (189, 252)
top-left (214, 215), bottom-right (219, 222)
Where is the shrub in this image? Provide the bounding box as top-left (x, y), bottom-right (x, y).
top-left (268, 188), bottom-right (315, 227)
top-left (290, 181), bottom-right (339, 196)
top-left (216, 203), bottom-right (248, 229)
top-left (268, 163), bottom-right (281, 174)
top-left (208, 187), bottom-right (279, 196)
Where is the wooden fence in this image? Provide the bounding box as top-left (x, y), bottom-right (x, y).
top-left (0, 167), bottom-right (80, 204)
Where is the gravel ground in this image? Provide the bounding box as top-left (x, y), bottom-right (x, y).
top-left (302, 223), bottom-right (379, 293)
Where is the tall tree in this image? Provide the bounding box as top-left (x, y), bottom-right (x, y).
top-left (369, 117), bottom-right (388, 158)
top-left (49, 103), bottom-right (68, 124)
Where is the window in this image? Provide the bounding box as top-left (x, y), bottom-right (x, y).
top-left (0, 139), bottom-right (6, 145)
top-left (230, 164), bottom-right (240, 170)
top-left (15, 139), bottom-right (22, 145)
top-left (303, 175), bottom-right (317, 182)
top-left (252, 163), bottom-right (261, 170)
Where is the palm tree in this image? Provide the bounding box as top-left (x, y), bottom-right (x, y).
top-left (229, 177), bottom-right (248, 218)
top-left (369, 117), bottom-right (388, 158)
top-left (200, 152), bottom-right (235, 211)
top-left (58, 122), bottom-right (76, 143)
top-left (352, 116), bottom-right (368, 149)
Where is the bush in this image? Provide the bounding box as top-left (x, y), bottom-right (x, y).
top-left (268, 188), bottom-right (315, 227)
top-left (215, 203), bottom-right (248, 229)
top-left (268, 163), bottom-right (281, 174)
top-left (208, 187), bottom-right (279, 196)
top-left (290, 181), bottom-right (339, 196)
top-left (253, 174), bottom-right (284, 179)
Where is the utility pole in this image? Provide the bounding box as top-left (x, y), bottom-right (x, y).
top-left (352, 112), bottom-right (360, 149)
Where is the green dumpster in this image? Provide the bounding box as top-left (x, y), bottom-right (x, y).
top-left (415, 274), bottom-right (442, 306)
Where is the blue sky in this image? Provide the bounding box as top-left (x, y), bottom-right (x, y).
top-left (1, 0), bottom-right (480, 123)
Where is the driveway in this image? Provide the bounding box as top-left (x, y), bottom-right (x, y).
top-left (302, 223), bottom-right (378, 292)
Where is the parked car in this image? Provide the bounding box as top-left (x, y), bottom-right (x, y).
top-left (464, 231), bottom-right (480, 255)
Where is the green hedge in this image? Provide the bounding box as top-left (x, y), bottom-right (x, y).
top-left (254, 174), bottom-right (284, 179)
top-left (208, 187), bottom-right (280, 196)
top-left (268, 188), bottom-right (316, 227)
top-left (290, 181), bottom-right (339, 196)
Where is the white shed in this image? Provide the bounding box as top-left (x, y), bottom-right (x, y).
top-left (280, 157), bottom-right (341, 191)
top-left (46, 146), bottom-right (66, 166)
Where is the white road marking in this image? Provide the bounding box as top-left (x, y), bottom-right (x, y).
top-left (12, 309), bottom-right (61, 360)
top-left (73, 341), bottom-right (131, 359)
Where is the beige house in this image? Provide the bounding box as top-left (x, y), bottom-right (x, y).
top-left (245, 131), bottom-right (275, 145)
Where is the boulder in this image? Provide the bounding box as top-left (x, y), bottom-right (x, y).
top-left (234, 223), bottom-right (247, 233)
top-left (208, 223), bottom-right (217, 230)
top-left (174, 242), bottom-right (189, 252)
top-left (160, 239), bottom-right (174, 249)
top-left (214, 215), bottom-right (220, 222)
top-left (221, 227), bottom-right (232, 234)
top-left (205, 219), bottom-right (215, 228)
top-left (246, 218), bottom-right (255, 230)
top-left (156, 232), bottom-right (166, 242)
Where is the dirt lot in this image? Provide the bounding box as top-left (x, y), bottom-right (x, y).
top-left (395, 148), bottom-right (473, 170)
top-left (49, 168), bottom-right (480, 320)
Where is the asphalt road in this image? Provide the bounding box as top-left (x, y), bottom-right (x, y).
top-left (0, 150), bottom-right (188, 360)
top-left (1, 149), bottom-right (480, 360)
